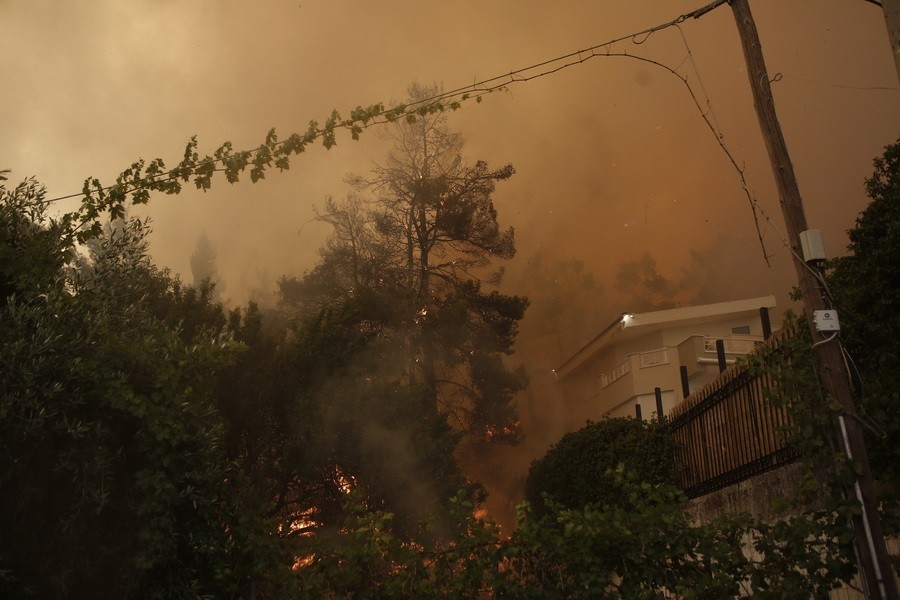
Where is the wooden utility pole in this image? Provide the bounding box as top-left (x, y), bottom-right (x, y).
top-left (883, 0), bottom-right (900, 83)
top-left (696, 0), bottom-right (899, 597)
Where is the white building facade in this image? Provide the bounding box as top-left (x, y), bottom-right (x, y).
top-left (553, 296), bottom-right (777, 429)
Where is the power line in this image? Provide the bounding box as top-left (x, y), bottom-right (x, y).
top-left (40, 1), bottom-right (721, 207)
top-left (35, 0), bottom-right (890, 259)
top-left (775, 72), bottom-right (899, 91)
top-left (597, 35), bottom-right (777, 268)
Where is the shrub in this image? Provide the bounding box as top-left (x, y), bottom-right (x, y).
top-left (524, 417), bottom-right (678, 517)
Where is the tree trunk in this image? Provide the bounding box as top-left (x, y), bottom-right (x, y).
top-left (417, 191), bottom-right (438, 405)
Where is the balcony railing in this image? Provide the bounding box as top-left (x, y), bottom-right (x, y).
top-left (599, 348), bottom-right (671, 389)
top-left (702, 336), bottom-right (760, 355)
top-left (600, 358), bottom-right (631, 388)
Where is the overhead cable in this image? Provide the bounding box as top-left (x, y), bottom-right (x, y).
top-left (40, 0), bottom-right (728, 207)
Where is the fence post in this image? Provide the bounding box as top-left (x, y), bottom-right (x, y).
top-left (716, 339), bottom-right (727, 373)
top-left (760, 306), bottom-right (772, 340)
top-left (655, 387), bottom-right (664, 419)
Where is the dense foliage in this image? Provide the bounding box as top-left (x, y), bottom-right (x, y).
top-left (1, 83), bottom-right (526, 594)
top-left (524, 417), bottom-right (678, 517)
top-left (2, 123), bottom-right (896, 598)
top-left (280, 83), bottom-right (528, 446)
top-left (292, 469), bottom-right (855, 599)
top-left (828, 138), bottom-right (900, 519)
top-left (0, 174), bottom-right (278, 597)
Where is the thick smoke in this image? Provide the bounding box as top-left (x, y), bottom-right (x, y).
top-left (2, 0), bottom-right (897, 527)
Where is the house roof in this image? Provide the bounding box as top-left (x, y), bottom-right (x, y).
top-left (552, 295), bottom-right (777, 381)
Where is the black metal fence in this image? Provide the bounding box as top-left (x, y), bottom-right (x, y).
top-left (668, 326), bottom-right (799, 498)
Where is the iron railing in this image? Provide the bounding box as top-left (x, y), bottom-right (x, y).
top-left (668, 326), bottom-right (799, 498)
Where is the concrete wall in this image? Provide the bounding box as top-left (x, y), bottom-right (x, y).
top-left (684, 462), bottom-right (807, 525)
top-left (685, 463), bottom-right (900, 599)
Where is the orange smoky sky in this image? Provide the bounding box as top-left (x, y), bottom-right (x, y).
top-left (2, 0), bottom-right (898, 321)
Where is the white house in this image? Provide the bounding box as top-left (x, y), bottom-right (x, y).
top-left (553, 296), bottom-right (777, 429)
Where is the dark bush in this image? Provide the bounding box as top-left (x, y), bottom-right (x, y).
top-left (524, 417), bottom-right (678, 517)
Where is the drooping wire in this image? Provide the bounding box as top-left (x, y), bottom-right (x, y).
top-left (639, 24), bottom-right (892, 441)
top-left (675, 25), bottom-right (724, 142)
top-left (606, 24), bottom-right (777, 267)
top-left (811, 331), bottom-right (839, 349)
top-left (839, 342), bottom-right (886, 438)
top-left (665, 23), bottom-right (895, 279)
top-left (792, 251), bottom-right (888, 439)
top-left (38, 2), bottom-right (727, 207)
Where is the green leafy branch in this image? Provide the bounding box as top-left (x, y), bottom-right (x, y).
top-left (46, 90), bottom-right (499, 245)
top-left (41, 1), bottom-right (724, 245)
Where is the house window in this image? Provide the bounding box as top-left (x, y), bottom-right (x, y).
top-left (732, 325), bottom-right (751, 334)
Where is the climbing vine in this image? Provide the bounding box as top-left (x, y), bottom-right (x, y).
top-left (53, 92), bottom-right (494, 245)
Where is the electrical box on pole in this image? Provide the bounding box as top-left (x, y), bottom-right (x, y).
top-left (813, 310), bottom-right (840, 332)
top-left (799, 229), bottom-right (827, 263)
